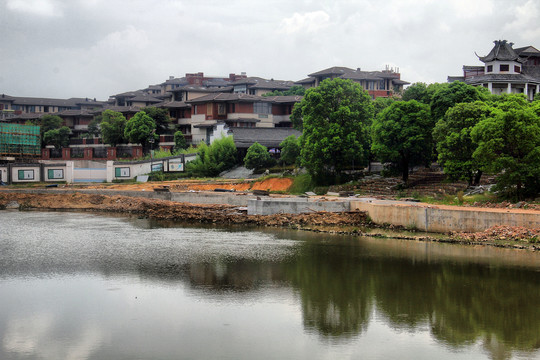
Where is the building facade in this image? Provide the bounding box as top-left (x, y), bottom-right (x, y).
top-left (449, 40), bottom-right (540, 100)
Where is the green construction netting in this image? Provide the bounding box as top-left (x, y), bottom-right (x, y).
top-left (0, 123), bottom-right (41, 156)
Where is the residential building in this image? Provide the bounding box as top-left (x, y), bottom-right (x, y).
top-left (296, 66), bottom-right (409, 98)
top-left (448, 40), bottom-right (540, 100)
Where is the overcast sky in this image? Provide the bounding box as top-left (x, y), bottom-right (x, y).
top-left (1, 0), bottom-right (539, 100)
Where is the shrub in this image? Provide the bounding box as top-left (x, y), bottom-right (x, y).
top-left (244, 142), bottom-right (276, 170)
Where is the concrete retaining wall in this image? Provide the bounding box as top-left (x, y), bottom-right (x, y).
top-left (248, 197), bottom-right (350, 215)
top-left (351, 198), bottom-right (540, 233)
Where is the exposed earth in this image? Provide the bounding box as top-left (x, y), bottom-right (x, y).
top-left (1, 187), bottom-right (539, 251)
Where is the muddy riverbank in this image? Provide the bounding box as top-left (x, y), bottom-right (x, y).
top-left (1, 192), bottom-right (538, 251)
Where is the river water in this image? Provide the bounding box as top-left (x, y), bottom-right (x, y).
top-left (0, 210), bottom-right (539, 360)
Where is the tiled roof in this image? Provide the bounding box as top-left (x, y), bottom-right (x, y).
top-left (478, 40), bottom-right (524, 63)
top-left (186, 93), bottom-right (262, 104)
top-left (308, 66), bottom-right (355, 77)
top-left (294, 77), bottom-right (315, 84)
top-left (128, 94), bottom-right (162, 103)
top-left (448, 76), bottom-right (466, 83)
top-left (56, 109), bottom-right (94, 117)
top-left (465, 73), bottom-right (540, 84)
top-left (157, 101), bottom-right (191, 109)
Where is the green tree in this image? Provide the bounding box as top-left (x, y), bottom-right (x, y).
top-left (143, 106), bottom-right (171, 135)
top-left (244, 142), bottom-right (276, 170)
top-left (187, 136), bottom-right (237, 177)
top-left (40, 114), bottom-right (63, 134)
top-left (430, 81), bottom-right (490, 123)
top-left (279, 135), bottom-right (301, 166)
top-left (174, 130), bottom-right (188, 151)
top-left (373, 96), bottom-right (397, 117)
top-left (402, 82), bottom-right (431, 104)
top-left (124, 111), bottom-right (157, 154)
top-left (43, 126), bottom-right (71, 150)
top-left (433, 101), bottom-right (493, 185)
top-left (100, 110), bottom-right (126, 147)
top-left (371, 100), bottom-right (432, 182)
top-left (263, 85), bottom-right (306, 97)
top-left (472, 98), bottom-right (540, 199)
top-left (295, 78), bottom-right (374, 184)
top-left (86, 116), bottom-right (101, 138)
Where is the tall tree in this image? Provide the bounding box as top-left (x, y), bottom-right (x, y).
top-left (371, 100), bottom-right (432, 182)
top-left (244, 142), bottom-right (275, 170)
top-left (143, 107), bottom-right (172, 135)
top-left (472, 96), bottom-right (540, 199)
top-left (43, 126), bottom-right (71, 150)
top-left (279, 135), bottom-right (301, 166)
top-left (100, 110), bottom-right (126, 147)
top-left (295, 78), bottom-right (374, 184)
top-left (124, 111), bottom-right (157, 154)
top-left (430, 81), bottom-right (490, 123)
top-left (173, 130), bottom-right (188, 151)
top-left (433, 101), bottom-right (493, 185)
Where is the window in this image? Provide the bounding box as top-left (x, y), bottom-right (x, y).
top-left (379, 80), bottom-right (385, 90)
top-left (514, 65), bottom-right (521, 73)
top-left (486, 65), bottom-right (493, 73)
top-left (368, 81), bottom-right (375, 90)
top-left (218, 103), bottom-right (226, 115)
top-left (194, 105), bottom-right (198, 115)
top-left (253, 102), bottom-right (271, 114)
top-left (500, 64), bottom-right (509, 72)
top-left (229, 103), bottom-right (236, 113)
top-left (207, 103), bottom-right (213, 116)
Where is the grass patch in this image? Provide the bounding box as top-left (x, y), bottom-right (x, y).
top-left (288, 173), bottom-right (314, 195)
top-left (417, 192), bottom-right (498, 206)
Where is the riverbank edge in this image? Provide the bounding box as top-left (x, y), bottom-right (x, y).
top-left (1, 191), bottom-right (538, 251)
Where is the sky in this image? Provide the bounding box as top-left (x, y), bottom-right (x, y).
top-left (1, 0), bottom-right (539, 100)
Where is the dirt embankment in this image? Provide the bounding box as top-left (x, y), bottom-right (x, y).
top-left (0, 192), bottom-right (368, 228)
top-left (81, 177), bottom-right (294, 193)
top-left (2, 191), bottom-right (538, 251)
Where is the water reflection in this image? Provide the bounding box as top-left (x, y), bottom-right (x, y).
top-left (1, 211), bottom-right (539, 359)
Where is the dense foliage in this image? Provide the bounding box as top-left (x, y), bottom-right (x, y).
top-left (187, 136), bottom-right (237, 177)
top-left (279, 135), bottom-right (301, 166)
top-left (371, 100), bottom-right (432, 182)
top-left (263, 85), bottom-right (306, 97)
top-left (100, 110), bottom-right (127, 147)
top-left (433, 101), bottom-right (493, 185)
top-left (124, 111), bottom-right (157, 153)
top-left (173, 130), bottom-right (188, 151)
top-left (244, 142), bottom-right (275, 170)
top-left (294, 78), bottom-right (374, 184)
top-left (142, 107), bottom-right (171, 135)
top-left (471, 95), bottom-right (540, 199)
top-left (43, 126), bottom-right (71, 149)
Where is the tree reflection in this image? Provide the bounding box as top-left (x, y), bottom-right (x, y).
top-left (285, 243), bottom-right (373, 339)
top-left (285, 239), bottom-right (540, 358)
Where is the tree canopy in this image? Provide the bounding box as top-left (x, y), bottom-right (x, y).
top-left (430, 81), bottom-right (490, 122)
top-left (471, 95), bottom-right (540, 199)
top-left (124, 111), bottom-right (157, 153)
top-left (279, 135), bottom-right (301, 166)
top-left (43, 126), bottom-right (71, 150)
top-left (433, 101), bottom-right (493, 185)
top-left (295, 78), bottom-right (374, 184)
top-left (186, 136), bottom-right (237, 177)
top-left (263, 85), bottom-right (306, 97)
top-left (244, 142), bottom-right (275, 170)
top-left (100, 110), bottom-right (127, 147)
top-left (174, 130), bottom-right (188, 151)
top-left (142, 106), bottom-right (172, 135)
top-left (371, 100), bottom-right (432, 182)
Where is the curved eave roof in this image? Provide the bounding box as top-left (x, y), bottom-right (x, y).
top-left (465, 73), bottom-right (540, 85)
